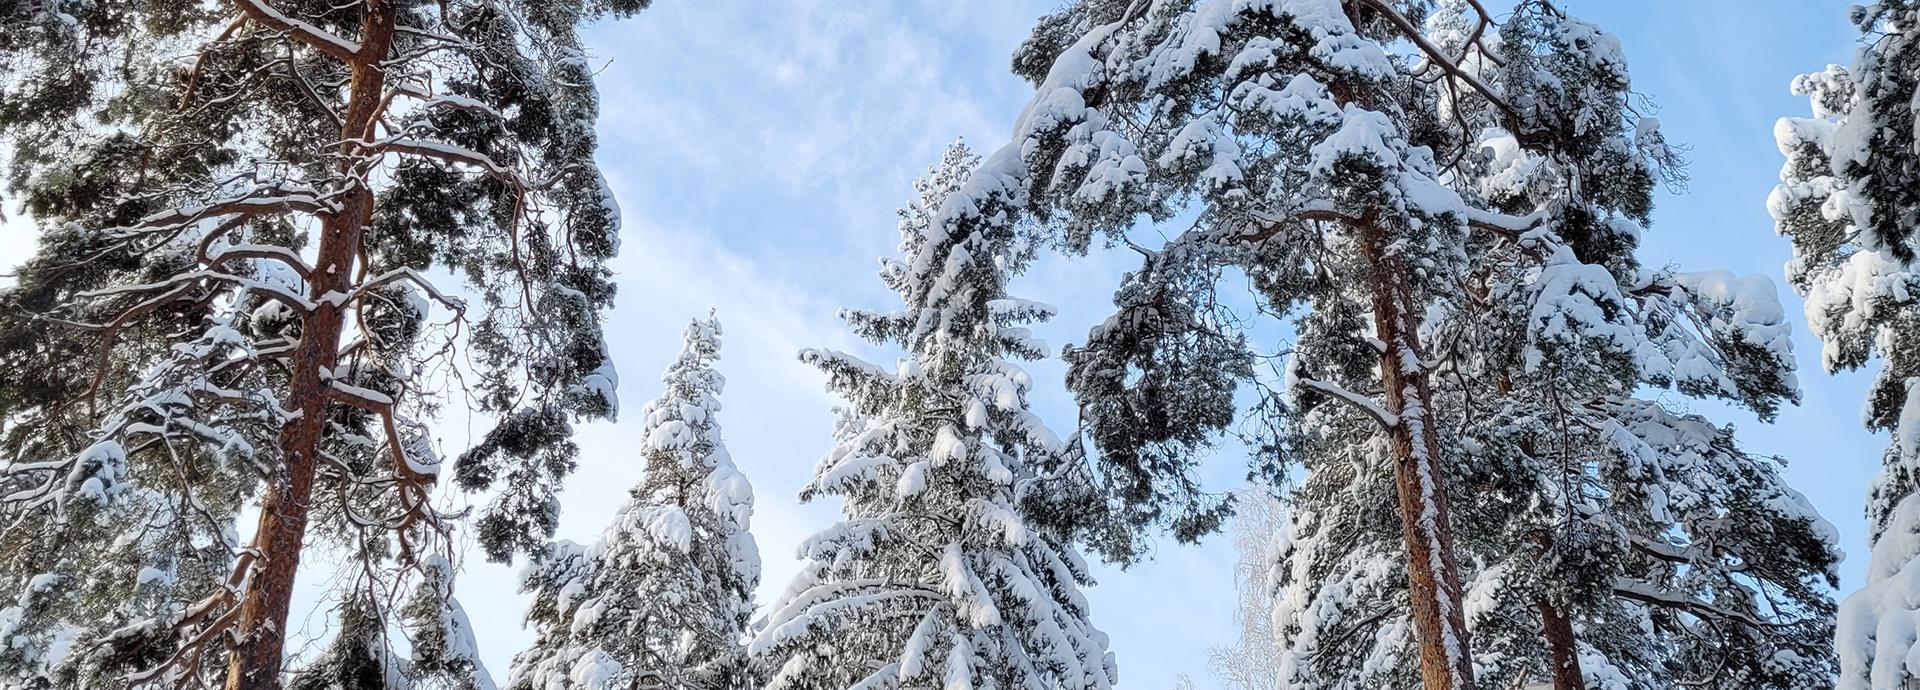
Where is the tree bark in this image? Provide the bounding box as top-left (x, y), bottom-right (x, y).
top-left (1323, 4), bottom-right (1474, 686)
top-left (1358, 224), bottom-right (1475, 690)
top-left (1537, 597), bottom-right (1588, 690)
top-left (224, 3), bottom-right (394, 688)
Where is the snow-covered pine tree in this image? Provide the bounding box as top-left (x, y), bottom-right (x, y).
top-left (1776, 5), bottom-right (1920, 688)
top-left (1264, 5), bottom-right (1839, 689)
top-left (401, 556), bottom-right (495, 690)
top-left (0, 2), bottom-right (644, 688)
top-left (985, 1), bottom-right (1836, 689)
top-left (286, 591), bottom-right (411, 690)
top-left (508, 314), bottom-right (759, 690)
top-left (751, 142), bottom-right (1116, 690)
top-left (1275, 273), bottom-right (1838, 690)
top-left (278, 556), bottom-right (493, 690)
top-left (986, 1), bottom-right (1607, 686)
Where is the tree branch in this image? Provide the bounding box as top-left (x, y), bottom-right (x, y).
top-left (1295, 376), bottom-right (1398, 428)
top-left (234, 0), bottom-right (361, 62)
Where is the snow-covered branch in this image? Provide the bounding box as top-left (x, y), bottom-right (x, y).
top-left (103, 186), bottom-right (337, 238)
top-left (1611, 578), bottom-right (1784, 630)
top-left (234, 0), bottom-right (361, 61)
top-left (77, 269), bottom-right (315, 312)
top-left (347, 267), bottom-right (469, 313)
top-left (365, 137), bottom-right (527, 188)
top-left (1353, 0), bottom-right (1528, 129)
top-left (1295, 377), bottom-right (1398, 428)
top-left (201, 243), bottom-right (315, 280)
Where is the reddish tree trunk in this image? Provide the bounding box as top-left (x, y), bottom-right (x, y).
top-left (1324, 4), bottom-right (1475, 684)
top-left (224, 4), bottom-right (394, 688)
top-left (1538, 597), bottom-right (1588, 690)
top-left (1359, 224), bottom-right (1475, 690)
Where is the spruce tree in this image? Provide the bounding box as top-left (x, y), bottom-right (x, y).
top-left (279, 558), bottom-right (492, 690)
top-left (988, 1), bottom-right (1836, 688)
top-left (0, 1), bottom-right (644, 688)
top-left (509, 315), bottom-right (759, 690)
top-left (285, 592), bottom-right (409, 690)
top-left (751, 142), bottom-right (1116, 690)
top-left (400, 556), bottom-right (494, 690)
top-left (1776, 4), bottom-right (1920, 688)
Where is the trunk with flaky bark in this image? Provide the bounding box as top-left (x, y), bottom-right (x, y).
top-left (1324, 5), bottom-right (1474, 685)
top-left (224, 4), bottom-right (394, 688)
top-left (1303, 9), bottom-right (1474, 689)
top-left (1537, 597), bottom-right (1587, 690)
top-left (1358, 223), bottom-right (1474, 690)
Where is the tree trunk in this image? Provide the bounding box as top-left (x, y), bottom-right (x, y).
top-left (224, 4), bottom-right (394, 688)
top-left (1537, 597), bottom-right (1587, 690)
top-left (1324, 4), bottom-right (1475, 685)
top-left (1359, 224), bottom-right (1475, 690)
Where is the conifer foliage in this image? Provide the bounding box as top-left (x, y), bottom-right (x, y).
top-left (0, 1), bottom-right (644, 688)
top-left (986, 1), bottom-right (1839, 689)
top-left (752, 142), bottom-right (1116, 690)
top-left (1776, 4), bottom-right (1920, 688)
top-left (510, 315), bottom-right (759, 690)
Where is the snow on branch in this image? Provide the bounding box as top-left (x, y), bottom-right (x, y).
top-left (1461, 206), bottom-right (1549, 236)
top-left (1295, 376), bottom-right (1398, 428)
top-left (348, 267), bottom-right (470, 312)
top-left (1612, 578), bottom-right (1786, 630)
top-left (202, 243), bottom-right (315, 280)
top-left (366, 137), bottom-right (530, 188)
top-left (77, 269), bottom-right (316, 313)
top-left (103, 186), bottom-right (336, 238)
top-left (235, 0), bottom-right (361, 61)
top-left (1237, 191), bottom-right (1544, 245)
top-left (391, 24), bottom-right (480, 50)
top-left (1355, 0), bottom-right (1530, 131)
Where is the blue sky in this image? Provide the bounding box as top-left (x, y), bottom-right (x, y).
top-left (0, 1), bottom-right (1875, 687)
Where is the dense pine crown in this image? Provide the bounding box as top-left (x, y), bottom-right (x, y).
top-left (1776, 4), bottom-right (1920, 688)
top-left (751, 142), bottom-right (1116, 690)
top-left (982, 0), bottom-right (1838, 688)
top-left (510, 315), bottom-right (760, 690)
top-left (0, 1), bottom-right (642, 687)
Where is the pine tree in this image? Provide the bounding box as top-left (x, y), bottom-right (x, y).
top-left (751, 142), bottom-right (1116, 690)
top-left (1264, 5), bottom-right (1838, 688)
top-left (0, 1), bottom-right (645, 688)
top-left (987, 1), bottom-right (1835, 689)
top-left (1776, 5), bottom-right (1920, 688)
top-left (509, 314), bottom-right (760, 690)
top-left (285, 562), bottom-right (495, 690)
